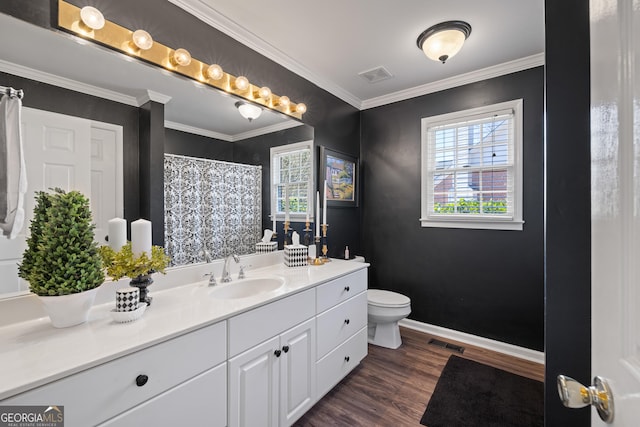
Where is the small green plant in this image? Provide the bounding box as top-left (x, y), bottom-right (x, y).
top-left (18, 189), bottom-right (104, 296)
top-left (99, 242), bottom-right (170, 281)
top-left (434, 199), bottom-right (507, 214)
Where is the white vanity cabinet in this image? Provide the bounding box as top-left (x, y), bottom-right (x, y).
top-left (228, 289), bottom-right (316, 427)
top-left (315, 269), bottom-right (368, 398)
top-left (1, 322), bottom-right (227, 427)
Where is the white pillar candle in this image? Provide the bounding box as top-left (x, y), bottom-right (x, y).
top-left (284, 183), bottom-right (290, 222)
top-left (131, 219), bottom-right (152, 258)
top-left (108, 217), bottom-right (127, 251)
top-left (316, 191), bottom-right (320, 237)
top-left (322, 180), bottom-right (327, 224)
top-left (272, 184), bottom-right (277, 231)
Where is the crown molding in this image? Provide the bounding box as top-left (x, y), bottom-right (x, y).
top-left (361, 53), bottom-right (545, 110)
top-left (165, 118), bottom-right (304, 142)
top-left (164, 121), bottom-right (233, 141)
top-left (0, 59), bottom-right (139, 107)
top-left (137, 90), bottom-right (172, 105)
top-left (232, 119), bottom-right (304, 141)
top-left (166, 0), bottom-right (362, 109)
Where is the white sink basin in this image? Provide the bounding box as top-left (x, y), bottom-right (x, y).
top-left (208, 276), bottom-right (285, 300)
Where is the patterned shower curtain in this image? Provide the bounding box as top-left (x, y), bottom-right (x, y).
top-left (164, 154), bottom-right (262, 266)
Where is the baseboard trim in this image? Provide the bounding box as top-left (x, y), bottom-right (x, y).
top-left (399, 319), bottom-right (544, 365)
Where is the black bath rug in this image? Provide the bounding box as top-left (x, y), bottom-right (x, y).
top-left (420, 355), bottom-right (543, 427)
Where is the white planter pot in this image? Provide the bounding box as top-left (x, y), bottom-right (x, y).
top-left (36, 287), bottom-right (100, 328)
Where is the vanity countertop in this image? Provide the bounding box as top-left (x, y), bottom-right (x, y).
top-left (0, 258), bottom-right (368, 400)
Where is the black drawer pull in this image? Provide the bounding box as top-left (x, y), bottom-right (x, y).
top-left (344, 356), bottom-right (350, 362)
top-left (135, 374), bottom-right (148, 387)
top-left (274, 349), bottom-right (282, 357)
top-left (344, 286), bottom-right (350, 292)
top-left (282, 345), bottom-right (290, 353)
top-left (344, 318), bottom-right (350, 325)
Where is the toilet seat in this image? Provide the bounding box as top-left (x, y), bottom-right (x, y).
top-left (367, 289), bottom-right (410, 308)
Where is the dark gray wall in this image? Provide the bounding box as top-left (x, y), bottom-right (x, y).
top-left (544, 0), bottom-right (591, 425)
top-left (361, 67), bottom-right (545, 351)
top-left (165, 129), bottom-right (234, 162)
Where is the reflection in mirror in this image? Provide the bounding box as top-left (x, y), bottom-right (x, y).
top-left (0, 13), bottom-right (312, 298)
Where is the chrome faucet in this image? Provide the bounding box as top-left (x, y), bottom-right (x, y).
top-left (221, 254), bottom-right (240, 283)
top-left (202, 250), bottom-right (217, 286)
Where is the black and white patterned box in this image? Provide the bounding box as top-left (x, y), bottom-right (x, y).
top-left (284, 245), bottom-right (308, 267)
top-left (256, 241), bottom-right (277, 253)
top-left (116, 288), bottom-right (139, 312)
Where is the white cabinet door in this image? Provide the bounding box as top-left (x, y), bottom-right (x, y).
top-left (99, 363), bottom-right (227, 427)
top-left (229, 336), bottom-right (280, 427)
top-left (280, 318), bottom-right (316, 427)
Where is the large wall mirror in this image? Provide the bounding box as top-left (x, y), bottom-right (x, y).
top-left (0, 13), bottom-right (313, 297)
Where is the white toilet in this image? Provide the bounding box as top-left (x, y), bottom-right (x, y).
top-left (352, 256), bottom-right (412, 349)
top-left (367, 289), bottom-right (411, 349)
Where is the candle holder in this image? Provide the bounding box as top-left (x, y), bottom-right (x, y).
top-left (303, 221), bottom-right (313, 247)
top-left (311, 236), bottom-right (324, 265)
top-left (283, 221), bottom-right (291, 246)
top-left (321, 223), bottom-right (331, 262)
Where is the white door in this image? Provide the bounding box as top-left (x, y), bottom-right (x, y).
top-left (0, 109), bottom-right (122, 295)
top-left (228, 336), bottom-right (280, 427)
top-left (590, 0), bottom-right (640, 424)
top-left (90, 123), bottom-right (123, 246)
top-left (279, 318), bottom-right (316, 426)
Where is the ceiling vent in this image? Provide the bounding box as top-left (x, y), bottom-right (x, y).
top-left (358, 66), bottom-right (393, 84)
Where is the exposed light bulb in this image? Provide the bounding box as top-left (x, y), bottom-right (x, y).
top-left (279, 96), bottom-right (290, 107)
top-left (258, 86), bottom-right (272, 100)
top-left (235, 76), bottom-right (249, 91)
top-left (206, 64), bottom-right (224, 80)
top-left (172, 48), bottom-right (192, 67)
top-left (132, 29), bottom-right (153, 50)
top-left (80, 6), bottom-right (105, 30)
top-left (295, 103), bottom-right (307, 114)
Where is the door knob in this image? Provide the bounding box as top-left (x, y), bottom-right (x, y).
top-left (557, 375), bottom-right (614, 423)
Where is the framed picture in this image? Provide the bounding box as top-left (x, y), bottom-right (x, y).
top-left (319, 146), bottom-right (358, 207)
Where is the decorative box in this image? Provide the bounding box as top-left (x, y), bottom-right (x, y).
top-left (284, 245), bottom-right (309, 267)
top-left (256, 241), bottom-right (278, 253)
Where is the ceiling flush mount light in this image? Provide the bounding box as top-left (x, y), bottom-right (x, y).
top-left (416, 20), bottom-right (472, 64)
top-left (235, 101), bottom-right (262, 122)
top-left (80, 6), bottom-right (105, 30)
top-left (132, 29), bottom-right (153, 50)
top-left (172, 48), bottom-right (192, 67)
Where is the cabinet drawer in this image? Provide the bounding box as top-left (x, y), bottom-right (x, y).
top-left (99, 362), bottom-right (227, 427)
top-left (316, 269), bottom-right (367, 314)
top-left (316, 326), bottom-right (367, 399)
top-left (229, 289), bottom-right (315, 357)
top-left (316, 291), bottom-right (367, 359)
top-left (2, 321), bottom-right (227, 427)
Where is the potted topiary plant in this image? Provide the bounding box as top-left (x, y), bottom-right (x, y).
top-left (18, 188), bottom-right (105, 328)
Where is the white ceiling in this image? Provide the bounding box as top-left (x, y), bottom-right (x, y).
top-left (0, 1), bottom-right (543, 137)
top-left (169, 0), bottom-right (545, 108)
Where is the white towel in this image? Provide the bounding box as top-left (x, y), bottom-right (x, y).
top-left (0, 94), bottom-right (27, 239)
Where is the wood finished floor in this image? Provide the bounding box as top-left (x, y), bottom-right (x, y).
top-left (295, 326), bottom-right (544, 427)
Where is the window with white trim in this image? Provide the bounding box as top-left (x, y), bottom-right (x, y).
top-left (420, 99), bottom-right (523, 230)
top-left (270, 140), bottom-right (314, 222)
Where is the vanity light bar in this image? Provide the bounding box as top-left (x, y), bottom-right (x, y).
top-left (57, 0), bottom-right (306, 120)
